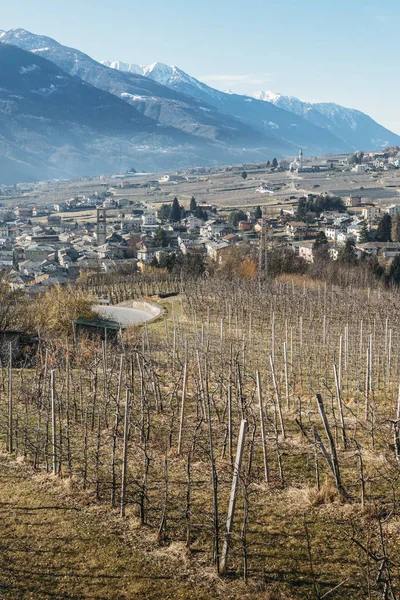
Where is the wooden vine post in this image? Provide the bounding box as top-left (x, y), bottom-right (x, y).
top-left (51, 369), bottom-right (57, 475)
top-left (8, 342), bottom-right (13, 454)
top-left (120, 389), bottom-right (131, 517)
top-left (220, 419), bottom-right (248, 574)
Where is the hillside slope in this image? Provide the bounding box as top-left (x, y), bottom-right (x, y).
top-left (0, 44), bottom-right (290, 183)
top-left (252, 91), bottom-right (400, 150)
top-left (0, 43), bottom-right (184, 182)
top-left (0, 453), bottom-right (240, 600)
top-left (0, 29), bottom-right (294, 155)
top-left (101, 59), bottom-right (351, 155)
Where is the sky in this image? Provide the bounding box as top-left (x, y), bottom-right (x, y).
top-left (2, 0), bottom-right (400, 133)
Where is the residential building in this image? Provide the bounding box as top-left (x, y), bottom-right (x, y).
top-left (24, 244), bottom-right (55, 262)
top-left (345, 195), bottom-right (362, 207)
top-left (142, 213), bottom-right (158, 226)
top-left (205, 240), bottom-right (230, 262)
top-left (357, 242), bottom-right (400, 260)
top-left (384, 204), bottom-right (400, 217)
top-left (325, 226), bottom-right (342, 242)
top-left (297, 241), bottom-right (314, 263)
top-left (362, 206), bottom-right (381, 221)
top-left (286, 221), bottom-right (311, 240)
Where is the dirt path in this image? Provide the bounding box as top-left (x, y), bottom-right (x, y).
top-left (0, 453), bottom-right (216, 600)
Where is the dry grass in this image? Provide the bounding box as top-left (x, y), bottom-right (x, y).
top-left (308, 479), bottom-right (338, 506)
top-left (4, 275), bottom-right (400, 599)
top-left (0, 451), bottom-right (284, 600)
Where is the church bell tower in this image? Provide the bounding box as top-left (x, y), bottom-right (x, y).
top-left (96, 208), bottom-right (107, 246)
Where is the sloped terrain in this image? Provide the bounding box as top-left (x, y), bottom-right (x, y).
top-left (0, 44), bottom-right (288, 183)
top-left (0, 453), bottom-right (223, 600)
top-left (0, 29), bottom-right (292, 153)
top-left (102, 60), bottom-right (351, 155)
top-left (252, 91), bottom-right (400, 150)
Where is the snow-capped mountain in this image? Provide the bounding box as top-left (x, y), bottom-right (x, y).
top-left (252, 91), bottom-right (282, 103)
top-left (252, 91), bottom-right (400, 150)
top-left (104, 59), bottom-right (351, 154)
top-left (103, 61), bottom-right (223, 99)
top-left (1, 29), bottom-right (297, 156)
top-left (1, 27), bottom-right (398, 184)
top-left (0, 42), bottom-right (293, 183)
top-left (0, 43), bottom-right (171, 182)
top-left (102, 60), bottom-right (142, 74)
top-left (107, 56), bottom-right (400, 151)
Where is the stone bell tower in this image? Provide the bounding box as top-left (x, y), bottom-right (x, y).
top-left (96, 208), bottom-right (107, 246)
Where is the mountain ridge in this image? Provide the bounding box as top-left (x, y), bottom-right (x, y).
top-left (0, 29), bottom-right (292, 152)
top-left (1, 28), bottom-right (399, 184)
top-left (100, 58), bottom-right (351, 154)
top-left (251, 90), bottom-right (399, 150)
top-left (105, 58), bottom-right (400, 151)
top-left (0, 43), bottom-right (286, 183)
top-left (1, 29), bottom-right (354, 157)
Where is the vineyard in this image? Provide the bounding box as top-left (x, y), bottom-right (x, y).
top-left (2, 273), bottom-right (400, 599)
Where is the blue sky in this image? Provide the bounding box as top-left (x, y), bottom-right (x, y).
top-left (2, 0), bottom-right (400, 133)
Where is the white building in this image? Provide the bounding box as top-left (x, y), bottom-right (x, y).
top-left (325, 227), bottom-right (342, 241)
top-left (159, 174), bottom-right (186, 183)
top-left (297, 241), bottom-right (314, 263)
top-left (384, 204), bottom-right (400, 217)
top-left (362, 206), bottom-right (381, 221)
top-left (185, 216), bottom-right (204, 231)
top-left (338, 231), bottom-right (357, 244)
top-left (142, 213), bottom-right (158, 226)
top-left (289, 149), bottom-right (304, 172)
top-left (352, 164), bottom-right (368, 174)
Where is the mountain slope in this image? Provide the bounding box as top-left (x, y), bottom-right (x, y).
top-left (251, 91), bottom-right (400, 150)
top-left (0, 29), bottom-right (294, 155)
top-left (102, 60), bottom-right (351, 155)
top-left (0, 43), bottom-right (279, 183)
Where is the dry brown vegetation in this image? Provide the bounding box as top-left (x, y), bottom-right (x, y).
top-left (2, 273), bottom-right (400, 598)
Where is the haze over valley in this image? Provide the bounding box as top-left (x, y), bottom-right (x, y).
top-left (1, 28), bottom-right (399, 183)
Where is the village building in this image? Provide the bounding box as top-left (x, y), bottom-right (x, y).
top-left (362, 206), bottom-right (381, 221)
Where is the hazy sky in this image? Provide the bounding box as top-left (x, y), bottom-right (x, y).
top-left (2, 0), bottom-right (400, 133)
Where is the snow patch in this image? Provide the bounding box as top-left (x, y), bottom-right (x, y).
top-left (33, 84), bottom-right (57, 96)
top-left (121, 92), bottom-right (146, 101)
top-left (19, 64), bottom-right (40, 75)
top-left (252, 90), bottom-right (282, 103)
top-left (102, 60), bottom-right (142, 74)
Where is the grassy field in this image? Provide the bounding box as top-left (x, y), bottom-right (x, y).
top-left (0, 451), bottom-right (259, 600)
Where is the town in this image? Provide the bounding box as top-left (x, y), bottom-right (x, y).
top-left (0, 147), bottom-right (400, 291)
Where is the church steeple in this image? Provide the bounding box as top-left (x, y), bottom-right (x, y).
top-left (96, 208), bottom-right (107, 246)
